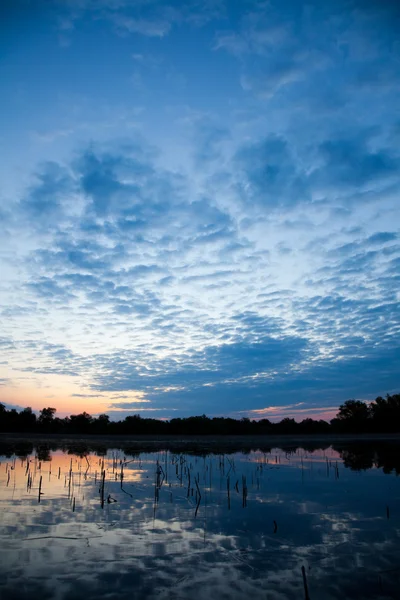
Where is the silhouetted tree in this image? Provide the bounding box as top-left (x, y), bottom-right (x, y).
top-left (38, 407), bottom-right (57, 432)
top-left (19, 407), bottom-right (37, 432)
top-left (69, 412), bottom-right (93, 434)
top-left (92, 414), bottom-right (110, 434)
top-left (369, 394), bottom-right (400, 432)
top-left (333, 399), bottom-right (370, 432)
top-left (275, 418), bottom-right (298, 434)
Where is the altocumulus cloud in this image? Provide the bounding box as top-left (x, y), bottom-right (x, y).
top-left (0, 0), bottom-right (399, 419)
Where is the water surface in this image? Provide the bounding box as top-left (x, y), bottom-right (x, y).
top-left (1, 441), bottom-right (400, 599)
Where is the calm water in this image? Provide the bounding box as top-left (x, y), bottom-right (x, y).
top-left (1, 442), bottom-right (400, 600)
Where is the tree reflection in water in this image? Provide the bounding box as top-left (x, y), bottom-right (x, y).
top-left (0, 441), bottom-right (400, 600)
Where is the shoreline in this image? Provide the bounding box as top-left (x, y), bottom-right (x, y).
top-left (1, 432), bottom-right (400, 449)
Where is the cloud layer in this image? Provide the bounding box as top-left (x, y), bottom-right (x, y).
top-left (0, 0), bottom-right (399, 418)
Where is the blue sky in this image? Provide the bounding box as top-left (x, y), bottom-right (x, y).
top-left (0, 0), bottom-right (399, 420)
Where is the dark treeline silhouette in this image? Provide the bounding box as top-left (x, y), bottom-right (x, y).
top-left (0, 393), bottom-right (399, 435)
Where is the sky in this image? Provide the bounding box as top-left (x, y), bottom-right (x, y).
top-left (0, 0), bottom-right (399, 422)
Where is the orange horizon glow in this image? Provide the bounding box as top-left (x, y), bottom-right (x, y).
top-left (0, 379), bottom-right (149, 418)
top-left (0, 371), bottom-right (342, 422)
top-left (0, 383), bottom-right (339, 422)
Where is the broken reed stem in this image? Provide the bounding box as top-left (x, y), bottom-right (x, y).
top-left (242, 475), bottom-right (247, 508)
top-left (187, 468), bottom-right (191, 498)
top-left (38, 475), bottom-right (43, 503)
top-left (195, 474), bottom-right (201, 498)
top-left (301, 566), bottom-right (310, 600)
top-left (68, 459), bottom-right (72, 498)
top-left (100, 469), bottom-right (105, 509)
top-left (154, 464), bottom-right (160, 505)
top-left (194, 474), bottom-right (201, 518)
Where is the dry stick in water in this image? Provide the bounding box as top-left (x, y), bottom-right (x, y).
top-left (100, 469), bottom-right (106, 509)
top-left (194, 475), bottom-right (201, 517)
top-left (38, 475), bottom-right (43, 503)
top-left (187, 468), bottom-right (191, 499)
top-left (68, 460), bottom-right (72, 498)
top-left (120, 462), bottom-right (133, 498)
top-left (242, 475), bottom-right (247, 508)
top-left (301, 566), bottom-right (310, 600)
top-left (84, 455), bottom-right (90, 478)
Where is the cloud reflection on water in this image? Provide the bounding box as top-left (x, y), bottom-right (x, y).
top-left (1, 443), bottom-right (400, 599)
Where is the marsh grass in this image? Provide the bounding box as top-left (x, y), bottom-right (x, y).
top-left (2, 443), bottom-right (400, 600)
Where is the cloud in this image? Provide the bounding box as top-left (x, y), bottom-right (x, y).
top-left (113, 15), bottom-right (174, 38)
top-left (71, 393), bottom-right (105, 398)
top-left (108, 401), bottom-right (151, 409)
top-left (49, 0), bottom-right (226, 42)
top-left (3, 142), bottom-right (399, 416)
top-left (233, 135), bottom-right (308, 209)
top-left (314, 136), bottom-right (399, 189)
top-left (26, 277), bottom-right (77, 302)
top-left (215, 0), bottom-right (400, 99)
top-left (19, 161), bottom-right (76, 225)
top-left (367, 232), bottom-right (397, 245)
top-left (0, 402), bottom-right (26, 411)
top-left (1, 0), bottom-right (399, 419)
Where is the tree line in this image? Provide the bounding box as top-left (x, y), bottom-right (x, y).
top-left (0, 393), bottom-right (399, 435)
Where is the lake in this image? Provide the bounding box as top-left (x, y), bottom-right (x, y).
top-left (1, 440), bottom-right (400, 599)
